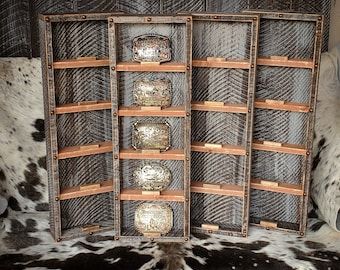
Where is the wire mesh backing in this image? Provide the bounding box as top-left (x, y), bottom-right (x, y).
top-left (54, 68), bottom-right (110, 105)
top-left (57, 110), bottom-right (112, 149)
top-left (191, 193), bottom-right (243, 233)
top-left (193, 68), bottom-right (249, 104)
top-left (118, 72), bottom-right (185, 107)
top-left (252, 151), bottom-right (304, 185)
top-left (254, 109), bottom-right (308, 145)
top-left (59, 153), bottom-right (113, 190)
top-left (192, 152), bottom-right (245, 186)
top-left (52, 20), bottom-right (109, 60)
top-left (60, 192), bottom-right (114, 230)
top-left (121, 200), bottom-right (184, 239)
top-left (255, 66), bottom-right (312, 103)
top-left (250, 190), bottom-right (301, 231)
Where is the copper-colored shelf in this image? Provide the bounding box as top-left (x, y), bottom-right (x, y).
top-left (58, 141), bottom-right (112, 160)
top-left (118, 106), bottom-right (186, 117)
top-left (255, 99), bottom-right (310, 113)
top-left (120, 189), bottom-right (185, 202)
top-left (252, 140), bottom-right (307, 156)
top-left (191, 142), bottom-right (246, 156)
top-left (193, 59), bottom-right (250, 69)
top-left (257, 57), bottom-right (313, 69)
top-left (251, 179), bottom-right (303, 196)
top-left (192, 101), bottom-right (248, 113)
top-left (116, 62), bottom-right (187, 72)
top-left (191, 181), bottom-right (244, 197)
top-left (53, 58), bottom-right (109, 69)
top-left (55, 101), bottom-right (111, 114)
top-left (119, 149), bottom-right (185, 160)
top-left (59, 180), bottom-right (114, 200)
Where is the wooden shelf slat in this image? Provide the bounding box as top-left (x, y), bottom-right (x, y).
top-left (252, 140), bottom-right (307, 156)
top-left (118, 106), bottom-right (186, 117)
top-left (191, 142), bottom-right (246, 156)
top-left (119, 149), bottom-right (185, 160)
top-left (116, 62), bottom-right (187, 72)
top-left (192, 101), bottom-right (248, 113)
top-left (55, 100), bottom-right (111, 114)
top-left (53, 58), bottom-right (109, 69)
top-left (58, 141), bottom-right (112, 160)
top-left (191, 181), bottom-right (244, 197)
top-left (120, 189), bottom-right (185, 202)
top-left (251, 179), bottom-right (303, 196)
top-left (257, 57), bottom-right (313, 69)
top-left (255, 99), bottom-right (310, 113)
top-left (60, 180), bottom-right (114, 200)
top-left (193, 58), bottom-right (250, 69)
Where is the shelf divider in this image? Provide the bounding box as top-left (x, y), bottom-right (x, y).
top-left (119, 149), bottom-right (185, 160)
top-left (193, 58), bottom-right (250, 69)
top-left (118, 106), bottom-right (186, 117)
top-left (251, 179), bottom-right (303, 196)
top-left (252, 140), bottom-right (307, 156)
top-left (116, 62), bottom-right (187, 72)
top-left (55, 100), bottom-right (111, 114)
top-left (257, 56), bottom-right (313, 69)
top-left (120, 189), bottom-right (185, 202)
top-left (58, 141), bottom-right (112, 160)
top-left (53, 58), bottom-right (109, 69)
top-left (191, 142), bottom-right (246, 156)
top-left (255, 99), bottom-right (310, 113)
top-left (191, 181), bottom-right (244, 197)
top-left (192, 101), bottom-right (248, 113)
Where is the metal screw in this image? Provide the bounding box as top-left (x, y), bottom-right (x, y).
top-left (55, 196), bottom-right (59, 201)
top-left (114, 196), bottom-right (118, 200)
top-left (147, 17), bottom-right (152, 22)
top-left (248, 109), bottom-right (251, 113)
top-left (111, 66), bottom-right (115, 71)
top-left (184, 237), bottom-right (189, 241)
top-left (53, 155), bottom-right (58, 160)
top-left (114, 155), bottom-right (118, 159)
top-left (253, 17), bottom-right (257, 21)
top-left (185, 198), bottom-right (189, 202)
top-left (81, 15), bottom-right (86, 19)
top-left (186, 112), bottom-right (190, 116)
top-left (89, 232), bottom-right (93, 235)
top-left (150, 238), bottom-right (154, 241)
top-left (186, 65), bottom-right (190, 70)
top-left (45, 17), bottom-right (50, 22)
top-left (186, 157), bottom-right (189, 161)
top-left (109, 18), bottom-right (114, 22)
top-left (300, 232), bottom-right (304, 236)
top-left (315, 64), bottom-right (318, 68)
top-left (246, 152), bottom-right (249, 156)
top-left (57, 238), bottom-right (61, 242)
top-left (113, 112), bottom-right (117, 116)
top-left (208, 230), bottom-right (212, 233)
top-left (214, 16), bottom-right (218, 19)
top-left (48, 65), bottom-right (52, 69)
top-left (279, 14), bottom-right (283, 18)
top-left (309, 108), bottom-right (313, 112)
top-left (251, 64), bottom-right (254, 68)
top-left (115, 236), bottom-right (120, 240)
top-left (187, 18), bottom-right (191, 22)
top-left (242, 233), bottom-right (247, 237)
top-left (50, 110), bottom-right (54, 115)
top-left (318, 16), bottom-right (322, 20)
top-left (306, 151), bottom-right (310, 156)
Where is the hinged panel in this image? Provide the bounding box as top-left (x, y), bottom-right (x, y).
top-left (108, 15), bottom-right (192, 242)
top-left (190, 13), bottom-right (259, 237)
top-left (243, 11), bottom-right (323, 235)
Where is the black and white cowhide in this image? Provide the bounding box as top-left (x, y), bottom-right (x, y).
top-left (0, 57), bottom-right (340, 270)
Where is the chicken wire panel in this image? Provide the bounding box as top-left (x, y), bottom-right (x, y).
top-left (193, 21), bottom-right (251, 60)
top-left (258, 19), bottom-right (316, 59)
top-left (116, 0), bottom-right (160, 13)
top-left (60, 192), bottom-right (115, 230)
top-left (116, 23), bottom-right (186, 63)
top-left (162, 0), bottom-right (205, 13)
top-left (121, 200), bottom-right (184, 238)
top-left (59, 153), bottom-right (113, 189)
top-left (52, 20), bottom-right (109, 60)
top-left (254, 109), bottom-right (308, 145)
top-left (191, 152), bottom-right (245, 186)
top-left (192, 111), bottom-right (247, 146)
top-left (119, 117), bottom-right (184, 150)
top-left (54, 68), bottom-right (110, 105)
top-left (256, 66), bottom-right (312, 103)
top-left (120, 160), bottom-right (184, 190)
top-left (205, 0), bottom-right (249, 13)
top-left (252, 150), bottom-right (304, 185)
top-left (191, 193), bottom-right (243, 233)
top-left (192, 68), bottom-right (249, 104)
top-left (250, 190), bottom-right (301, 231)
top-left (118, 72), bottom-right (185, 107)
top-left (56, 110), bottom-right (112, 148)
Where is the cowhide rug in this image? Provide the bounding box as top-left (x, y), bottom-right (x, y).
top-left (0, 57), bottom-right (339, 270)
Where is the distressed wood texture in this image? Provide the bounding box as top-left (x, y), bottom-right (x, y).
top-left (0, 0), bottom-right (331, 57)
top-left (108, 15), bottom-right (192, 242)
top-left (39, 13), bottom-right (119, 241)
top-left (245, 11), bottom-right (323, 236)
top-left (190, 14), bottom-right (258, 237)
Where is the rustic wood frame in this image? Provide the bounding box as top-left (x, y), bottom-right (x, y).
top-left (189, 13), bottom-right (259, 237)
top-left (243, 11), bottom-right (323, 235)
top-left (39, 12), bottom-right (121, 241)
top-left (108, 15), bottom-right (192, 242)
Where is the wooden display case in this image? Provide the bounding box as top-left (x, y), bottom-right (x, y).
top-left (190, 14), bottom-right (259, 237)
top-left (39, 13), bottom-right (122, 241)
top-left (244, 11), bottom-right (323, 235)
top-left (108, 15), bottom-right (192, 242)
